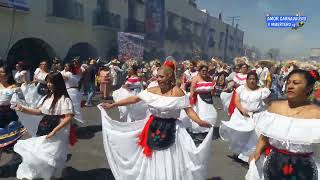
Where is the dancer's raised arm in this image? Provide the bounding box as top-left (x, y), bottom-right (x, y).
top-left (101, 96), bottom-right (141, 109)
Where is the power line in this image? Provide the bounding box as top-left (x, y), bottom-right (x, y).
top-left (227, 16), bottom-right (240, 27)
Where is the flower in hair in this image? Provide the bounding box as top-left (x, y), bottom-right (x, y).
top-left (308, 70), bottom-right (319, 81)
top-left (164, 61), bottom-right (175, 71)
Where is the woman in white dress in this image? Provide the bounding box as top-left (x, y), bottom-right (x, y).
top-left (61, 63), bottom-right (83, 124)
top-left (33, 61), bottom-right (49, 96)
top-left (14, 61), bottom-right (29, 86)
top-left (0, 65), bottom-right (25, 159)
top-left (147, 59), bottom-right (177, 88)
top-left (113, 65), bottom-right (148, 122)
top-left (219, 71), bottom-right (271, 162)
top-left (14, 72), bottom-right (74, 180)
top-left (246, 69), bottom-right (320, 180)
top-left (188, 64), bottom-right (217, 140)
top-left (100, 66), bottom-right (213, 180)
top-left (220, 63), bottom-right (249, 116)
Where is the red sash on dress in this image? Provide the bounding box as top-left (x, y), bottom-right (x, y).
top-left (228, 91), bottom-right (237, 117)
top-left (264, 144), bottom-right (313, 157)
top-left (69, 125), bottom-right (78, 146)
top-left (190, 82), bottom-right (214, 105)
top-left (138, 115), bottom-right (154, 158)
top-left (126, 77), bottom-right (141, 83)
top-left (190, 93), bottom-right (197, 105)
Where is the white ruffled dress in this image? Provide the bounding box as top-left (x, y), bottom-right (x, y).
top-left (246, 111), bottom-right (320, 180)
top-left (219, 85), bottom-right (270, 162)
top-left (220, 73), bottom-right (247, 111)
top-left (190, 82), bottom-right (217, 133)
top-left (14, 95), bottom-right (74, 180)
top-left (61, 70), bottom-right (83, 123)
top-left (112, 78), bottom-right (148, 122)
top-left (99, 90), bottom-right (213, 180)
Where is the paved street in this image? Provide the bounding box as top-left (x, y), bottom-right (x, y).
top-left (0, 97), bottom-right (248, 180)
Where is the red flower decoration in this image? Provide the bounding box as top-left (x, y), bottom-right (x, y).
top-left (282, 164), bottom-right (294, 175)
top-left (264, 146), bottom-right (272, 156)
top-left (308, 70), bottom-right (319, 81)
top-left (151, 133), bottom-right (155, 138)
top-left (156, 129), bottom-right (161, 135)
top-left (314, 88), bottom-right (320, 99)
top-left (164, 61), bottom-right (175, 71)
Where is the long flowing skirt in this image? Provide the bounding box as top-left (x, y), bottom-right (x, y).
top-left (99, 106), bottom-right (213, 180)
top-left (112, 87), bottom-right (148, 122)
top-left (14, 125), bottom-right (70, 179)
top-left (219, 108), bottom-right (258, 162)
top-left (190, 94), bottom-right (217, 133)
top-left (67, 88), bottom-right (84, 123)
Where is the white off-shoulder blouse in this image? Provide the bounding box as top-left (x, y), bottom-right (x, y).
top-left (40, 95), bottom-right (74, 115)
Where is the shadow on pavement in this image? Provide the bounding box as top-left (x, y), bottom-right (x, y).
top-left (75, 125), bottom-right (102, 139)
top-left (207, 177), bottom-right (223, 180)
top-left (0, 153), bottom-right (21, 178)
top-left (63, 167), bottom-right (114, 180)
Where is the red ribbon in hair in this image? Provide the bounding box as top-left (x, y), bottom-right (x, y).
top-left (190, 93), bottom-right (197, 105)
top-left (164, 61), bottom-right (175, 71)
top-left (308, 70), bottom-right (319, 81)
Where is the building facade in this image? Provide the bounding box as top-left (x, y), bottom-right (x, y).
top-left (0, 0), bottom-right (244, 69)
top-left (310, 48), bottom-right (320, 61)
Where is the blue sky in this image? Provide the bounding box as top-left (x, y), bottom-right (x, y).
top-left (197, 0), bottom-right (320, 57)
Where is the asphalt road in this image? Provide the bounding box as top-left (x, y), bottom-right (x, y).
top-left (0, 96), bottom-right (248, 180)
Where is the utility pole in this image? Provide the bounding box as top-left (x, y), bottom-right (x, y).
top-left (227, 16), bottom-right (240, 27)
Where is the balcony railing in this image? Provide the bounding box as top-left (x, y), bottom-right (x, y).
top-left (47, 0), bottom-right (84, 21)
top-left (92, 10), bottom-right (121, 29)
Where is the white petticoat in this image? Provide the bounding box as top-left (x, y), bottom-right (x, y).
top-left (99, 106), bottom-right (213, 180)
top-left (14, 125), bottom-right (70, 180)
top-left (219, 108), bottom-right (258, 162)
top-left (67, 88), bottom-right (84, 123)
top-left (190, 94), bottom-right (217, 133)
top-left (112, 87), bottom-right (148, 122)
top-left (16, 112), bottom-right (42, 137)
